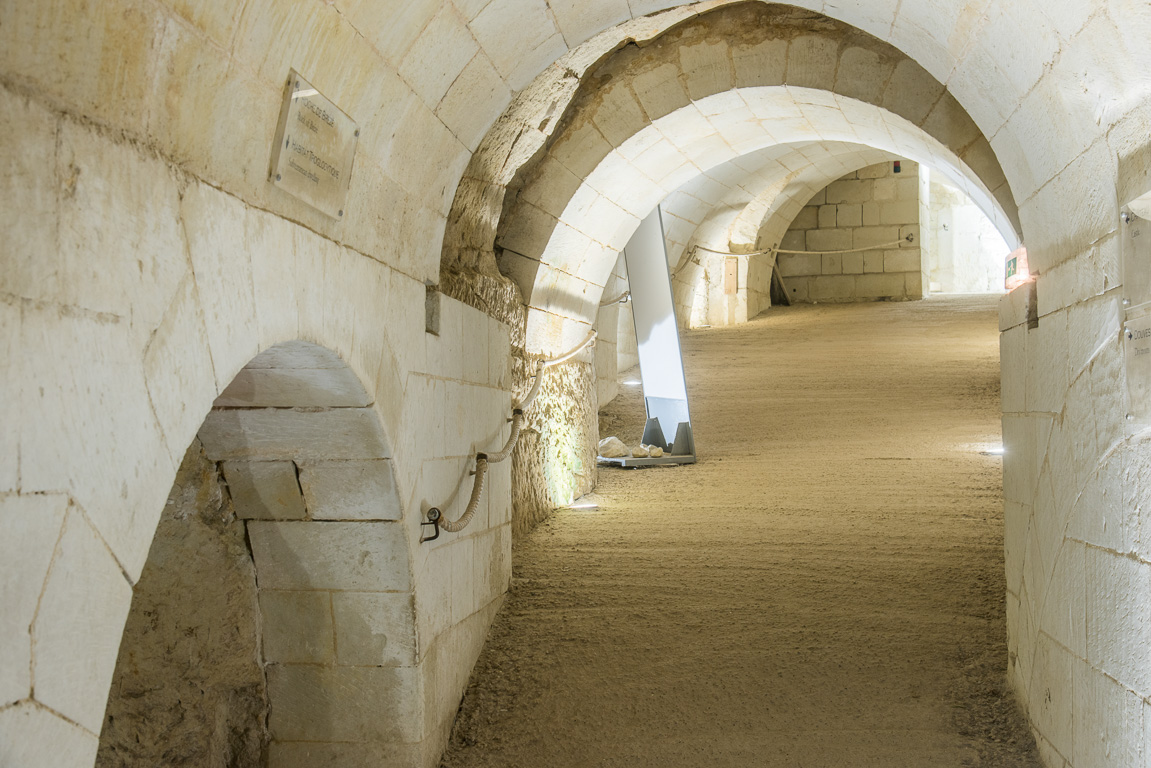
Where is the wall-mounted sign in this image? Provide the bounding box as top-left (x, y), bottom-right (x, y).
top-left (1124, 307), bottom-right (1151, 429)
top-left (1122, 203), bottom-right (1151, 312)
top-left (269, 70), bottom-right (358, 219)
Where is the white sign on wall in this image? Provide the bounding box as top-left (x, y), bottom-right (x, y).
top-left (269, 70), bottom-right (359, 219)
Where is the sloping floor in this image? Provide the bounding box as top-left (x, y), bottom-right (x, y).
top-left (441, 296), bottom-right (1041, 767)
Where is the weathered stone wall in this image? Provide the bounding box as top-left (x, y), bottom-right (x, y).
top-left (96, 440), bottom-right (267, 768)
top-left (778, 160), bottom-right (925, 303)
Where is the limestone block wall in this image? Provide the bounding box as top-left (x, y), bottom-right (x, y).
top-left (778, 161), bottom-right (926, 303)
top-left (0, 77), bottom-right (512, 768)
top-left (1000, 272), bottom-right (1151, 767)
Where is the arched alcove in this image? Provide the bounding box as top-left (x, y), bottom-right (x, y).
top-left (97, 341), bottom-right (418, 767)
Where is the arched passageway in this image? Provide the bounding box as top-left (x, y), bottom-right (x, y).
top-left (443, 296), bottom-right (1040, 766)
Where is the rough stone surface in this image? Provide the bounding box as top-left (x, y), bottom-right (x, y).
top-left (96, 440), bottom-right (267, 768)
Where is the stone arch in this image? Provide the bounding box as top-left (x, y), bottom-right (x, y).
top-left (663, 141), bottom-right (903, 327)
top-left (468, 3), bottom-right (1017, 354)
top-left (97, 340), bottom-right (418, 766)
top-left (502, 86), bottom-right (1014, 352)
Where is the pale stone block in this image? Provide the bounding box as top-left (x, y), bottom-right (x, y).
top-left (632, 63), bottom-right (690, 121)
top-left (806, 228), bottom-right (852, 251)
top-left (807, 188), bottom-right (827, 206)
top-left (267, 664), bottom-right (422, 743)
top-left (780, 230), bottom-right (806, 251)
top-left (922, 91), bottom-right (982, 154)
top-left (199, 408), bottom-right (389, 462)
top-left (1028, 634), bottom-right (1075, 760)
top-left (821, 254), bottom-right (843, 275)
top-left (260, 590), bottom-right (334, 664)
top-left (1085, 548), bottom-right (1151, 697)
top-left (298, 459), bottom-right (403, 521)
top-left (0, 703), bottom-right (98, 767)
top-left (268, 741), bottom-right (426, 768)
top-left (1003, 501), bottom-right (1028, 594)
top-left (881, 59), bottom-right (944, 127)
top-left (180, 183), bottom-right (259, 392)
top-left (216, 366), bottom-right (371, 409)
top-left (20, 304), bottom-right (173, 581)
top-left (863, 252), bottom-right (884, 273)
top-left (853, 226), bottom-right (900, 249)
top-left (1072, 657), bottom-right (1145, 768)
top-left (32, 510), bottom-right (133, 733)
top-left (825, 179), bottom-right (871, 204)
top-left (883, 250), bottom-right (920, 273)
top-left (592, 82), bottom-right (650, 148)
top-left (837, 204), bottom-right (862, 228)
top-left (679, 39), bottom-right (733, 102)
top-left (841, 253), bottom-right (864, 275)
top-left (896, 177), bottom-right (920, 201)
top-left (550, 119), bottom-right (614, 185)
top-left (861, 201), bottom-right (881, 225)
top-left (999, 326), bottom-right (1027, 413)
top-left (0, 300), bottom-right (18, 492)
top-left (857, 162), bottom-right (891, 180)
top-left (1026, 310), bottom-right (1069, 414)
top-left (905, 270), bottom-right (926, 299)
top-left (999, 284), bottom-right (1033, 332)
top-left (731, 37), bottom-right (787, 88)
top-left (817, 205), bottom-right (836, 228)
top-left (52, 120), bottom-right (187, 331)
top-left (786, 35), bottom-right (838, 89)
top-left (435, 52), bottom-right (511, 152)
top-left (0, 495), bottom-right (67, 706)
top-left (0, 87), bottom-right (58, 304)
top-left (332, 592), bottom-right (418, 667)
top-left (778, 253), bottom-right (821, 277)
top-left (1038, 539), bottom-right (1087, 658)
top-left (790, 206), bottom-right (818, 230)
top-left (880, 200), bottom-right (920, 225)
top-left (398, 4), bottom-right (478, 107)
top-left (785, 276), bottom-right (810, 303)
top-left (222, 460), bottom-right (305, 520)
top-left (548, 0), bottom-right (630, 47)
top-left (856, 273), bottom-right (906, 298)
top-left (809, 276), bottom-right (855, 301)
top-left (144, 274), bottom-right (217, 464)
top-left (873, 177), bottom-right (897, 201)
top-left (248, 521), bottom-right (409, 591)
top-left (833, 46), bottom-right (892, 104)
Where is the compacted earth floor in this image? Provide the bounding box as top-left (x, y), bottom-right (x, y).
top-left (441, 295), bottom-right (1041, 767)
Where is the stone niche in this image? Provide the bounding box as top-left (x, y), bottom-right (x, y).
top-left (96, 438), bottom-right (268, 768)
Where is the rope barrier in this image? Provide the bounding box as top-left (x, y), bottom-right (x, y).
top-left (422, 330), bottom-right (598, 541)
top-left (692, 235), bottom-right (914, 258)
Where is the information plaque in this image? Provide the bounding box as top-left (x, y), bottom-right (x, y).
top-left (269, 70), bottom-right (358, 219)
top-left (1122, 206), bottom-right (1151, 312)
top-left (1125, 307), bottom-right (1151, 429)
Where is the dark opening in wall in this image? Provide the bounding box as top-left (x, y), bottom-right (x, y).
top-left (96, 439), bottom-right (268, 768)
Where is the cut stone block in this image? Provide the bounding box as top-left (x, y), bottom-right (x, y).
top-left (199, 408), bottom-right (389, 462)
top-left (222, 460), bottom-right (305, 520)
top-left (332, 592), bottom-right (418, 667)
top-left (248, 521), bottom-right (409, 591)
top-left (298, 459), bottom-right (403, 521)
top-left (0, 494), bottom-right (67, 706)
top-left (0, 704), bottom-right (98, 767)
top-left (215, 368), bottom-right (372, 408)
top-left (267, 664), bottom-right (422, 743)
top-left (259, 590), bottom-right (334, 664)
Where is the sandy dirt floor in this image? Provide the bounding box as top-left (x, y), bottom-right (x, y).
top-left (440, 296), bottom-right (1041, 767)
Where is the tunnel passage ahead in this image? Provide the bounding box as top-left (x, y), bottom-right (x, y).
top-left (441, 295), bottom-right (1040, 767)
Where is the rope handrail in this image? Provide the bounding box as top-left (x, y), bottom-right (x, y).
top-left (422, 330), bottom-right (598, 541)
top-left (692, 234), bottom-right (914, 258)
